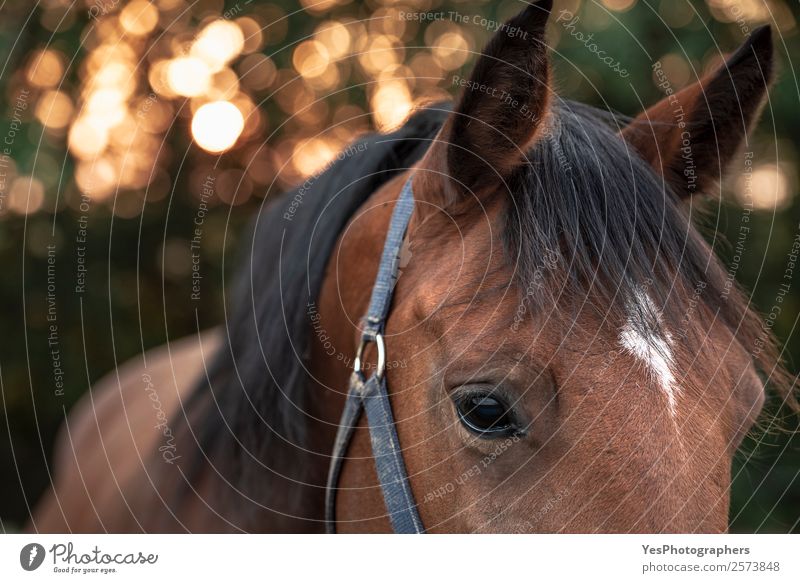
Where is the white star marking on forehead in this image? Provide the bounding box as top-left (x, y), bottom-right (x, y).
top-left (619, 291), bottom-right (678, 416)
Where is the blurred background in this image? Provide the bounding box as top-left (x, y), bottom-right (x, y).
top-left (0, 0), bottom-right (797, 532)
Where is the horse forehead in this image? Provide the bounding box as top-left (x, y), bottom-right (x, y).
top-left (618, 293), bottom-right (679, 416)
top-left (403, 221), bottom-right (509, 309)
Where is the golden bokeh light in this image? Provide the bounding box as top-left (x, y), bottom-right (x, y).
top-left (601, 0), bottom-right (637, 12)
top-left (167, 56), bottom-right (212, 97)
top-left (85, 44), bottom-right (137, 75)
top-left (370, 8), bottom-right (407, 38)
top-left (207, 67), bottom-right (241, 101)
top-left (109, 115), bottom-right (140, 149)
top-left (75, 158), bottom-right (118, 200)
top-left (299, 0), bottom-right (341, 15)
top-left (236, 17), bottom-right (265, 54)
top-left (35, 90), bottom-right (74, 130)
top-left (655, 53), bottom-right (691, 89)
top-left (292, 138), bottom-right (338, 177)
top-left (91, 61), bottom-right (137, 95)
top-left (707, 0), bottom-right (770, 24)
top-left (68, 117), bottom-right (109, 159)
top-left (148, 59), bottom-right (177, 97)
top-left (431, 31), bottom-right (470, 71)
top-left (737, 163), bottom-right (793, 211)
top-left (371, 79), bottom-right (413, 131)
top-left (119, 0), bottom-right (160, 36)
top-left (314, 21), bottom-right (352, 60)
top-left (191, 20), bottom-right (245, 72)
top-left (293, 40), bottom-right (331, 79)
top-left (85, 88), bottom-right (129, 128)
top-left (358, 35), bottom-right (402, 75)
top-left (26, 49), bottom-right (65, 89)
top-left (230, 93), bottom-right (262, 139)
top-left (191, 100), bottom-right (245, 153)
top-left (8, 176), bottom-right (45, 215)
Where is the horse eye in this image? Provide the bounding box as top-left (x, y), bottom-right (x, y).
top-left (455, 393), bottom-right (516, 437)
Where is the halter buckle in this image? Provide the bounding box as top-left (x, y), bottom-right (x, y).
top-left (353, 332), bottom-right (386, 381)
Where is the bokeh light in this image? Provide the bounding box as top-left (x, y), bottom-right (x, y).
top-left (25, 49), bottom-right (64, 88)
top-left (119, 0), bottom-right (159, 36)
top-left (191, 20), bottom-right (245, 72)
top-left (191, 101), bottom-right (245, 153)
top-left (68, 117), bottom-right (110, 159)
top-left (737, 163), bottom-right (793, 211)
top-left (601, 0), bottom-right (638, 12)
top-left (167, 56), bottom-right (212, 97)
top-left (294, 40), bottom-right (332, 79)
top-left (7, 176), bottom-right (45, 215)
top-left (35, 90), bottom-right (74, 130)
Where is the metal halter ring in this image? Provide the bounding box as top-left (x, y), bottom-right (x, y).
top-left (353, 333), bottom-right (386, 381)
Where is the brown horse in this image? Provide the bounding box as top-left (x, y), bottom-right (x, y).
top-left (33, 2), bottom-right (792, 533)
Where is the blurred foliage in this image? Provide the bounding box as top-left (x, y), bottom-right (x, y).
top-left (0, 0), bottom-right (798, 532)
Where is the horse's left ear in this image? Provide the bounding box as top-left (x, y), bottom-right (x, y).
top-left (422, 0), bottom-right (552, 202)
top-left (622, 26), bottom-right (775, 198)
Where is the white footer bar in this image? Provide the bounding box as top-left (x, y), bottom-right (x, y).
top-left (1, 534), bottom-right (797, 582)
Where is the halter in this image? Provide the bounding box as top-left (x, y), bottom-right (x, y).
top-left (325, 176), bottom-right (425, 534)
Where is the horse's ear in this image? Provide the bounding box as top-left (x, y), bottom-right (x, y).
top-left (622, 26), bottom-right (774, 198)
top-left (438, 1), bottom-right (552, 198)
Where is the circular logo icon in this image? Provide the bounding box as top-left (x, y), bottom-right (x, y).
top-left (20, 543), bottom-right (46, 571)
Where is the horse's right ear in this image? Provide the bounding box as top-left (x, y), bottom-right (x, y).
top-left (420, 1), bottom-right (552, 203)
top-left (621, 27), bottom-right (774, 198)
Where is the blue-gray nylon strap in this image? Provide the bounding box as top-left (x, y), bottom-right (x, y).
top-left (325, 177), bottom-right (424, 534)
top-left (361, 178), bottom-right (416, 341)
